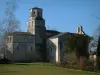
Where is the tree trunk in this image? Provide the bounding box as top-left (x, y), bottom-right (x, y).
top-left (79, 56), bottom-right (85, 70)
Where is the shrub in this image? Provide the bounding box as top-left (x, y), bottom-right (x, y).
top-left (0, 57), bottom-right (11, 64)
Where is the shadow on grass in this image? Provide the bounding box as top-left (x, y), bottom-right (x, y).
top-left (15, 63), bottom-right (30, 66)
top-left (0, 70), bottom-right (19, 74)
top-left (13, 62), bottom-right (55, 66)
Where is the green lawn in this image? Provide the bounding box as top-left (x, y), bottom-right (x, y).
top-left (0, 63), bottom-right (99, 75)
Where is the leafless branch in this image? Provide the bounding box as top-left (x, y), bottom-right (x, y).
top-left (0, 0), bottom-right (20, 57)
top-left (91, 14), bottom-right (100, 20)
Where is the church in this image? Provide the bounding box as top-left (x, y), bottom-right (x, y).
top-left (5, 7), bottom-right (85, 63)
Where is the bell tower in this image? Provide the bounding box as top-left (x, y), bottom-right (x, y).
top-left (77, 26), bottom-right (84, 34)
top-left (27, 7), bottom-right (46, 61)
top-left (27, 7), bottom-right (45, 34)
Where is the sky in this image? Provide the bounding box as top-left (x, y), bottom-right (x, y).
top-left (0, 0), bottom-right (100, 36)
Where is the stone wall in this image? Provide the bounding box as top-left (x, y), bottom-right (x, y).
top-left (47, 38), bottom-right (59, 63)
top-left (5, 33), bottom-right (36, 62)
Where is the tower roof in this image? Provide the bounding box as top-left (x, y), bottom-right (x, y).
top-left (30, 7), bottom-right (42, 10)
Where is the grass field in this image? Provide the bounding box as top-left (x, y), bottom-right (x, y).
top-left (0, 63), bottom-right (99, 75)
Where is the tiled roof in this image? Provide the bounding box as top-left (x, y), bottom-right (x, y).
top-left (7, 32), bottom-right (34, 36)
top-left (46, 30), bottom-right (60, 33)
top-left (49, 32), bottom-right (71, 38)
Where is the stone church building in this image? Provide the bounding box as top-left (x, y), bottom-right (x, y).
top-left (5, 7), bottom-right (85, 63)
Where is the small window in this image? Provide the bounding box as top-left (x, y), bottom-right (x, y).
top-left (34, 12), bottom-right (35, 14)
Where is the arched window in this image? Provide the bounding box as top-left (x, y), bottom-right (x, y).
top-left (33, 11), bottom-right (36, 17)
top-left (34, 12), bottom-right (35, 14)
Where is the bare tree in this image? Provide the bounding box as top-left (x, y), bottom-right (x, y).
top-left (0, 0), bottom-right (20, 59)
top-left (91, 14), bottom-right (100, 20)
top-left (1, 0), bottom-right (20, 34)
top-left (89, 14), bottom-right (100, 52)
top-left (89, 26), bottom-right (100, 52)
